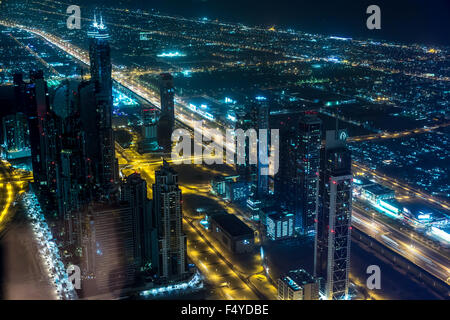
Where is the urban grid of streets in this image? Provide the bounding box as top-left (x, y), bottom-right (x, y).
top-left (0, 2), bottom-right (449, 299)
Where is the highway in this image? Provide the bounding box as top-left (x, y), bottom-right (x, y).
top-left (352, 204), bottom-right (450, 285)
top-left (353, 162), bottom-right (450, 211)
top-left (348, 122), bottom-right (450, 143)
top-left (2, 20), bottom-right (448, 295)
top-left (115, 132), bottom-right (276, 300)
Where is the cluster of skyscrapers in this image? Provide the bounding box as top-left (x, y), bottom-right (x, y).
top-left (0, 17), bottom-right (186, 296)
top-left (0, 15), bottom-right (354, 300)
top-left (236, 101), bottom-right (353, 299)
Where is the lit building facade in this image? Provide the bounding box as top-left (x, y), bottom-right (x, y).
top-left (81, 203), bottom-right (137, 294)
top-left (278, 269), bottom-right (320, 300)
top-left (152, 160), bottom-right (188, 282)
top-left (276, 114), bottom-right (321, 235)
top-left (158, 73), bottom-right (175, 152)
top-left (266, 212), bottom-right (295, 241)
top-left (314, 130), bottom-right (353, 300)
top-left (121, 173), bottom-right (159, 272)
top-left (1, 112), bottom-right (30, 159)
top-left (139, 105), bottom-right (159, 152)
top-left (87, 16), bottom-right (118, 196)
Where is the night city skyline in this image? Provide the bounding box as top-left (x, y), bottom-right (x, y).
top-left (0, 0), bottom-right (448, 306)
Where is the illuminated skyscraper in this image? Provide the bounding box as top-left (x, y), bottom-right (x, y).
top-left (152, 160), bottom-right (188, 282)
top-left (236, 108), bottom-right (257, 185)
top-left (276, 113), bottom-right (321, 234)
top-left (236, 96), bottom-right (270, 197)
top-left (52, 80), bottom-right (92, 242)
top-left (26, 70), bottom-right (64, 218)
top-left (283, 114), bottom-right (322, 234)
top-left (255, 96), bottom-right (270, 197)
top-left (87, 15), bottom-right (118, 196)
top-left (295, 115), bottom-right (322, 234)
top-left (139, 105), bottom-right (159, 153)
top-left (159, 73), bottom-right (175, 126)
top-left (81, 202), bottom-right (137, 294)
top-left (314, 130), bottom-right (352, 300)
top-left (158, 73), bottom-right (175, 152)
top-left (1, 112), bottom-right (30, 159)
top-left (121, 173), bottom-right (159, 272)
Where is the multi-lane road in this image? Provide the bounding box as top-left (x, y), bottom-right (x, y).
top-left (115, 133), bottom-right (277, 300)
top-left (1, 20), bottom-right (448, 295)
top-left (348, 122), bottom-right (450, 143)
top-left (353, 162), bottom-right (450, 211)
top-left (352, 203), bottom-right (450, 286)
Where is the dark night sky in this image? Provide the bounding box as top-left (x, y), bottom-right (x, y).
top-left (89, 0), bottom-right (450, 46)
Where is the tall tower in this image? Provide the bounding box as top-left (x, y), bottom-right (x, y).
top-left (152, 160), bottom-right (187, 282)
top-left (294, 115), bottom-right (322, 234)
top-left (87, 15), bottom-right (117, 196)
top-left (158, 73), bottom-right (175, 152)
top-left (276, 114), bottom-right (321, 234)
top-left (255, 96), bottom-right (270, 197)
top-left (159, 73), bottom-right (175, 127)
top-left (139, 105), bottom-right (159, 153)
top-left (81, 203), bottom-right (137, 294)
top-left (26, 70), bottom-right (64, 219)
top-left (235, 108), bottom-right (257, 185)
top-left (314, 130), bottom-right (352, 300)
top-left (121, 173), bottom-right (158, 272)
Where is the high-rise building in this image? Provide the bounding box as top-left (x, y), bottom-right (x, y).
top-left (152, 160), bottom-right (188, 282)
top-left (1, 112), bottom-right (30, 159)
top-left (295, 115), bottom-right (322, 234)
top-left (52, 80), bottom-right (93, 242)
top-left (26, 70), bottom-right (64, 219)
top-left (235, 108), bottom-right (257, 185)
top-left (87, 16), bottom-right (118, 196)
top-left (121, 173), bottom-right (159, 272)
top-left (138, 105), bottom-right (159, 153)
top-left (276, 113), bottom-right (322, 235)
top-left (0, 76), bottom-right (31, 159)
top-left (158, 73), bottom-right (175, 152)
top-left (236, 96), bottom-right (270, 199)
top-left (81, 202), bottom-right (137, 294)
top-left (159, 73), bottom-right (175, 126)
top-left (255, 96), bottom-right (270, 197)
top-left (314, 130), bottom-right (352, 300)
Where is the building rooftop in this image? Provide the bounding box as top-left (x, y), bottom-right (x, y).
top-left (363, 183), bottom-right (394, 196)
top-left (353, 177), bottom-right (375, 187)
top-left (210, 213), bottom-right (254, 237)
top-left (281, 269), bottom-right (317, 291)
top-left (267, 212), bottom-right (294, 221)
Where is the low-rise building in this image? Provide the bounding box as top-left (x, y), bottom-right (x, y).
top-left (209, 213), bottom-right (255, 254)
top-left (278, 269), bottom-right (320, 300)
top-left (362, 184), bottom-right (395, 203)
top-left (266, 212), bottom-right (294, 240)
